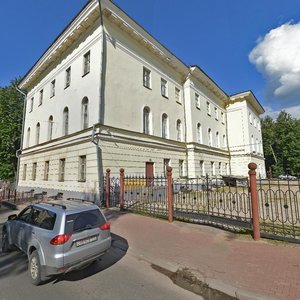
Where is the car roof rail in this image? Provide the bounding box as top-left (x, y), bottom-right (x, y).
top-left (39, 202), bottom-right (67, 210)
top-left (66, 197), bottom-right (96, 204)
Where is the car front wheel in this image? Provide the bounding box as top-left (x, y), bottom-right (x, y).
top-left (29, 251), bottom-right (43, 285)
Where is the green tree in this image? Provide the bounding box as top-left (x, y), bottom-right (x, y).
top-left (262, 111), bottom-right (300, 177)
top-left (0, 79), bottom-right (24, 180)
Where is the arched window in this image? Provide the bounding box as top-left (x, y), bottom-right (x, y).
top-left (82, 97), bottom-right (89, 129)
top-left (36, 123), bottom-right (40, 144)
top-left (63, 107), bottom-right (69, 135)
top-left (216, 132), bottom-right (220, 148)
top-left (143, 106), bottom-right (150, 134)
top-left (223, 134), bottom-right (227, 148)
top-left (26, 127), bottom-right (31, 148)
top-left (197, 123), bottom-right (202, 143)
top-left (48, 116), bottom-right (53, 140)
top-left (162, 113), bottom-right (168, 139)
top-left (208, 128), bottom-right (212, 146)
top-left (176, 120), bottom-right (182, 142)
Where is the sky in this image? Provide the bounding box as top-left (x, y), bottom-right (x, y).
top-left (1, 0), bottom-right (300, 119)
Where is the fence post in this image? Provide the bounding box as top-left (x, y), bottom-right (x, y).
top-left (120, 168), bottom-right (124, 211)
top-left (106, 168), bottom-right (111, 208)
top-left (167, 166), bottom-right (173, 223)
top-left (248, 162), bottom-right (260, 241)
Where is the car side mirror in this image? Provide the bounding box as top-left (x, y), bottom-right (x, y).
top-left (8, 214), bottom-right (17, 220)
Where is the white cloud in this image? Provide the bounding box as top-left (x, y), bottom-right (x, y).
top-left (262, 104), bottom-right (300, 119)
top-left (249, 22), bottom-right (300, 105)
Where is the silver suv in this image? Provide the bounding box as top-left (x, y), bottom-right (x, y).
top-left (1, 199), bottom-right (111, 285)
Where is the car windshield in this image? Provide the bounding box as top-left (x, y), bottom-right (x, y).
top-left (65, 209), bottom-right (105, 234)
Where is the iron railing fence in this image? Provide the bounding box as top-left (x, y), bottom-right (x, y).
top-left (172, 176), bottom-right (252, 231)
top-left (122, 175), bottom-right (168, 218)
top-left (257, 177), bottom-right (300, 243)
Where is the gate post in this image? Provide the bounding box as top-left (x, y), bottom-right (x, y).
top-left (248, 162), bottom-right (260, 241)
top-left (167, 166), bottom-right (173, 223)
top-left (106, 168), bottom-right (111, 208)
top-left (120, 168), bottom-right (125, 211)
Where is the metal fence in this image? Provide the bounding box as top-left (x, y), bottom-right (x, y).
top-left (257, 178), bottom-right (300, 243)
top-left (172, 176), bottom-right (252, 231)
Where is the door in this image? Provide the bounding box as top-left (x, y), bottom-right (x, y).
top-left (145, 162), bottom-right (154, 187)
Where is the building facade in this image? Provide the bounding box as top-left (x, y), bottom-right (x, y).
top-left (17, 0), bottom-right (265, 199)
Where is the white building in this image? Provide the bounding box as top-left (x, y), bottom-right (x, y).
top-left (17, 0), bottom-right (265, 199)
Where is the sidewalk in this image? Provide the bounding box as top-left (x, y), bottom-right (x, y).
top-left (105, 209), bottom-right (300, 300)
top-left (1, 204), bottom-right (299, 299)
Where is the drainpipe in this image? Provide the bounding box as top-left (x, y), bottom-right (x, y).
top-left (92, 0), bottom-right (105, 205)
top-left (15, 87), bottom-right (27, 189)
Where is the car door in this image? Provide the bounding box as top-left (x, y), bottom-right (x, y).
top-left (11, 206), bottom-right (34, 252)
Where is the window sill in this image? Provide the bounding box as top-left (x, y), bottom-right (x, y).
top-left (64, 84), bottom-right (70, 90)
top-left (162, 95), bottom-right (169, 99)
top-left (143, 85), bottom-right (152, 90)
top-left (176, 101), bottom-right (182, 105)
top-left (196, 106), bottom-right (200, 110)
top-left (207, 113), bottom-right (211, 117)
top-left (78, 179), bottom-right (86, 183)
top-left (38, 103), bottom-right (42, 107)
top-left (50, 95), bottom-right (55, 99)
top-left (82, 71), bottom-right (90, 78)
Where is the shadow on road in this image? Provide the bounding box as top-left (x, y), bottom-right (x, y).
top-left (0, 231), bottom-right (128, 284)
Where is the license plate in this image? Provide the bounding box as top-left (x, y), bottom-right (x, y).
top-left (75, 235), bottom-right (98, 247)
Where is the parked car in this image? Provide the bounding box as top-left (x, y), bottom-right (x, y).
top-left (1, 199), bottom-right (111, 285)
top-left (278, 174), bottom-right (297, 180)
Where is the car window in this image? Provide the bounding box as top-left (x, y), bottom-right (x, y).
top-left (18, 207), bottom-right (34, 223)
top-left (31, 208), bottom-right (56, 230)
top-left (65, 209), bottom-right (105, 234)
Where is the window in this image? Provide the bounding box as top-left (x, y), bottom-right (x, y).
top-left (179, 160), bottom-right (184, 177)
top-left (79, 155), bottom-right (87, 182)
top-left (197, 123), bottom-right (202, 143)
top-left (207, 101), bottom-right (211, 115)
top-left (143, 67), bottom-right (151, 88)
top-left (161, 78), bottom-right (168, 98)
top-left (214, 107), bottom-right (218, 120)
top-left (221, 112), bottom-right (225, 124)
top-left (225, 163), bottom-right (229, 175)
top-left (163, 159), bottom-right (170, 176)
top-left (32, 162), bottom-right (37, 181)
top-left (200, 160), bottom-right (205, 177)
top-left (195, 93), bottom-right (200, 109)
top-left (83, 51), bottom-right (90, 75)
top-left (26, 127), bottom-right (31, 148)
top-left (23, 164), bottom-right (27, 181)
top-left (175, 87), bottom-right (181, 103)
top-left (143, 106), bottom-right (151, 134)
top-left (39, 90), bottom-right (43, 106)
top-left (44, 161), bottom-right (49, 181)
top-left (208, 128), bottom-right (212, 146)
top-left (82, 98), bottom-right (89, 129)
top-left (65, 67), bottom-right (71, 88)
top-left (222, 134), bottom-right (227, 148)
top-left (176, 120), bottom-right (182, 142)
top-left (59, 158), bottom-right (65, 182)
top-left (36, 123), bottom-right (40, 145)
top-left (50, 80), bottom-right (55, 97)
top-left (219, 162), bottom-right (222, 175)
top-left (254, 117), bottom-right (257, 127)
top-left (249, 112), bottom-right (252, 124)
top-left (211, 161), bottom-right (215, 176)
top-left (251, 135), bottom-right (255, 152)
top-left (48, 116), bottom-right (53, 140)
top-left (256, 138), bottom-right (259, 153)
top-left (162, 113), bottom-right (168, 138)
top-left (63, 107), bottom-right (69, 135)
top-left (216, 132), bottom-right (220, 148)
top-left (29, 97), bottom-right (34, 112)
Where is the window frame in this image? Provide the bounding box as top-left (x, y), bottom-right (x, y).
top-left (83, 51), bottom-right (91, 76)
top-left (65, 67), bottom-right (71, 88)
top-left (44, 161), bottom-right (50, 181)
top-left (143, 67), bottom-right (151, 89)
top-left (78, 155), bottom-right (87, 182)
top-left (32, 162), bottom-right (37, 181)
top-left (161, 78), bottom-right (168, 98)
top-left (195, 93), bottom-right (200, 109)
top-left (39, 90), bottom-right (43, 106)
top-left (59, 158), bottom-right (66, 182)
top-left (175, 87), bottom-right (181, 104)
top-left (207, 101), bottom-right (211, 116)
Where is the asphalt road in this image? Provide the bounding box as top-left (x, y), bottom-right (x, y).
top-left (0, 214), bottom-right (201, 300)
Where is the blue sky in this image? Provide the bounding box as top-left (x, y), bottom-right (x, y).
top-left (1, 0), bottom-right (300, 118)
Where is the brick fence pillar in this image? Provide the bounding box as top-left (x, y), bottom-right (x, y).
top-left (106, 168), bottom-right (111, 208)
top-left (120, 168), bottom-right (125, 211)
top-left (167, 166), bottom-right (173, 223)
top-left (248, 162), bottom-right (260, 241)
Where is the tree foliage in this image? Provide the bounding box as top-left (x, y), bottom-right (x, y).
top-left (261, 111), bottom-right (300, 177)
top-left (0, 79), bottom-right (24, 180)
